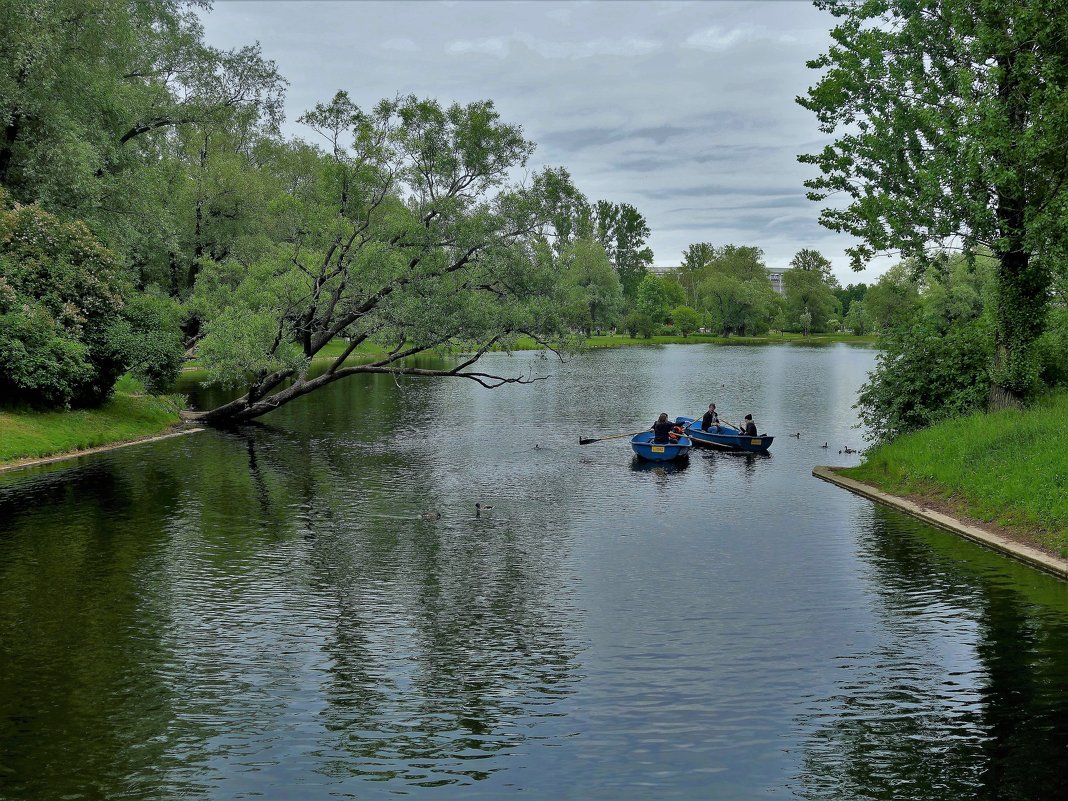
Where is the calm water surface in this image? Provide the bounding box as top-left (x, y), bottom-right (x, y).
top-left (2, 344), bottom-right (1068, 800)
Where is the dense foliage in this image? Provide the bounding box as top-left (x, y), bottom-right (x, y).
top-left (0, 196), bottom-right (185, 406)
top-left (800, 0), bottom-right (1068, 406)
top-left (0, 0), bottom-right (661, 420)
top-left (856, 255), bottom-right (997, 440)
top-left (0, 199), bottom-right (126, 407)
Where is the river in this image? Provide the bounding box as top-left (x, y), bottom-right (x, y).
top-left (2, 343), bottom-right (1067, 800)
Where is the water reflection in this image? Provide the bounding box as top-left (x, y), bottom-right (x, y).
top-left (3, 344), bottom-right (1068, 800)
top-left (794, 505), bottom-right (1068, 801)
top-left (628, 456), bottom-right (691, 476)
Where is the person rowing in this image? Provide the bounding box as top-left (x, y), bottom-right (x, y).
top-left (652, 412), bottom-right (684, 444)
top-left (701, 403), bottom-right (720, 432)
top-left (740, 413), bottom-right (757, 436)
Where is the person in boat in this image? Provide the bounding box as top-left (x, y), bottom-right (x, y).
top-left (652, 413), bottom-right (684, 444)
top-left (701, 403), bottom-right (720, 432)
top-left (740, 414), bottom-right (757, 436)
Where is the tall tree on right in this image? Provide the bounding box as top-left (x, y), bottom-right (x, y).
top-left (798, 0), bottom-right (1068, 407)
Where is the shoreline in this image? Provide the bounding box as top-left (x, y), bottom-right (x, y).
top-left (0, 426), bottom-right (205, 475)
top-left (813, 466), bottom-right (1068, 579)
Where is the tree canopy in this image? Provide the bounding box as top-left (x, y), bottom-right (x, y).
top-left (2, 1), bottom-right (658, 421)
top-left (799, 0), bottom-right (1068, 405)
top-left (191, 94), bottom-right (580, 422)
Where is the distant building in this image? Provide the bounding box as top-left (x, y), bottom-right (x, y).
top-left (766, 267), bottom-right (786, 296)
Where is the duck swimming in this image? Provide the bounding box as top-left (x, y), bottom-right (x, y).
top-left (420, 511), bottom-right (441, 521)
top-left (475, 503), bottom-right (494, 517)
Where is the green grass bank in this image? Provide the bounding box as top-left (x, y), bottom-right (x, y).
top-left (841, 391), bottom-right (1068, 554)
top-left (0, 377), bottom-right (184, 466)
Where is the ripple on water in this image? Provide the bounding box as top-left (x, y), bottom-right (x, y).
top-left (2, 346), bottom-right (1068, 801)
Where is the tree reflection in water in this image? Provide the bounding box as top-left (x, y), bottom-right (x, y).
top-left (794, 506), bottom-right (1068, 801)
top-left (227, 421), bottom-right (582, 787)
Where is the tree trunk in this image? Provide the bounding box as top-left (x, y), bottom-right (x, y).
top-left (986, 49), bottom-right (1049, 410)
top-left (987, 380), bottom-right (1023, 411)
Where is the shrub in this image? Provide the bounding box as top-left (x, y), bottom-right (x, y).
top-left (856, 317), bottom-right (992, 441)
top-left (1036, 306), bottom-right (1068, 389)
top-left (671, 305), bottom-right (701, 337)
top-left (0, 200), bottom-right (127, 407)
top-left (116, 291), bottom-right (186, 392)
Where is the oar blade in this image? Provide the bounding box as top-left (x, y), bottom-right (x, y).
top-left (580, 428), bottom-right (646, 445)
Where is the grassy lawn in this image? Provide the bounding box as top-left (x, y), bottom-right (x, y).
top-left (841, 391), bottom-right (1068, 553)
top-left (0, 380), bottom-right (184, 465)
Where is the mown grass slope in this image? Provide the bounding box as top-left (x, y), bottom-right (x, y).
top-left (842, 391), bottom-right (1068, 553)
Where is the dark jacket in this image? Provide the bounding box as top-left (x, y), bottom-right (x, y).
top-left (701, 411), bottom-right (719, 431)
top-left (652, 420), bottom-right (677, 443)
top-left (741, 419), bottom-right (757, 436)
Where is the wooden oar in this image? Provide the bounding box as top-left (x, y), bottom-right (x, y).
top-left (579, 429), bottom-right (647, 445)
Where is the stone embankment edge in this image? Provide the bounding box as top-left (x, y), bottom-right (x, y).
top-left (812, 465), bottom-right (1068, 580)
top-left (0, 427), bottom-right (205, 475)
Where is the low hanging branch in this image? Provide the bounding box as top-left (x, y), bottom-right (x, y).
top-left (186, 336), bottom-right (549, 424)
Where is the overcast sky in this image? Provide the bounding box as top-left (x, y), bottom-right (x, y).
top-left (199, 0), bottom-right (886, 285)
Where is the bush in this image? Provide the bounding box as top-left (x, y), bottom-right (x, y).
top-left (623, 310), bottom-right (656, 339)
top-left (856, 317), bottom-right (992, 442)
top-left (671, 305), bottom-right (701, 337)
top-left (116, 291), bottom-right (186, 392)
top-left (0, 201), bottom-right (128, 407)
top-left (1036, 306), bottom-right (1068, 389)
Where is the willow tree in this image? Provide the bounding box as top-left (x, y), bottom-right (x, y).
top-left (190, 94), bottom-right (575, 424)
top-left (0, 0), bottom-right (284, 239)
top-left (799, 0), bottom-right (1068, 406)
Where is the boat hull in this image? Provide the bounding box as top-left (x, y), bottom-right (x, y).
top-left (675, 417), bottom-right (774, 453)
top-left (630, 430), bottom-right (692, 461)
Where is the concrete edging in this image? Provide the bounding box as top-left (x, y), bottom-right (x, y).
top-left (0, 427), bottom-right (205, 475)
top-left (813, 465), bottom-right (1068, 580)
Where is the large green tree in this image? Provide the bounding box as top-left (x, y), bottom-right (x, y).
top-left (799, 0), bottom-right (1068, 406)
top-left (635, 273), bottom-right (683, 326)
top-left (692, 245), bottom-right (780, 336)
top-left (789, 248), bottom-right (838, 288)
top-left (0, 0), bottom-right (283, 251)
top-left (592, 200), bottom-right (654, 298)
top-left (190, 94), bottom-right (578, 423)
top-left (674, 242), bottom-right (717, 305)
top-left (557, 237), bottom-right (623, 334)
top-left (783, 260), bottom-right (840, 334)
top-left (863, 263), bottom-right (920, 332)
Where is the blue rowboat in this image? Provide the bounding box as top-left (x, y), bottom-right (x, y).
top-left (675, 416), bottom-right (774, 453)
top-left (630, 430), bottom-right (692, 461)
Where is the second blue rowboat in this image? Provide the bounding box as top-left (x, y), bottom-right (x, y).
top-left (630, 430), bottom-right (692, 461)
top-left (675, 416), bottom-right (774, 453)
